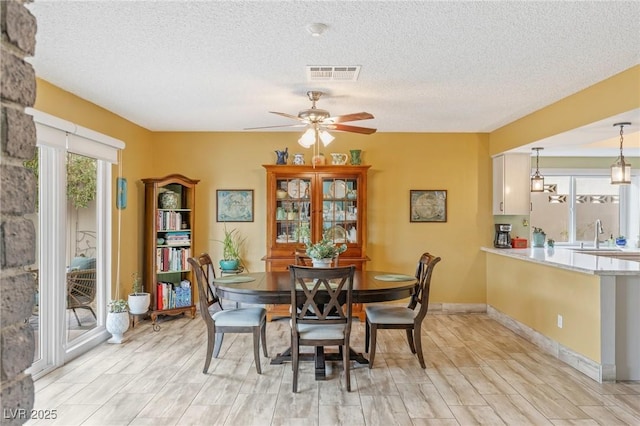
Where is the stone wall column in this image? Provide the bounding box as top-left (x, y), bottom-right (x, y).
top-left (1, 0), bottom-right (38, 424)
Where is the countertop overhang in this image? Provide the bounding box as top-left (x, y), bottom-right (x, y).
top-left (481, 246), bottom-right (640, 276)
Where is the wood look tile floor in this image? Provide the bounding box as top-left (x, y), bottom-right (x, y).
top-left (27, 313), bottom-right (640, 425)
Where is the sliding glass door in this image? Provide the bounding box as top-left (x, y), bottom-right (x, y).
top-left (26, 111), bottom-right (123, 379)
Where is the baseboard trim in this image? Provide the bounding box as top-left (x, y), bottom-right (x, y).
top-left (427, 303), bottom-right (487, 314)
top-left (486, 305), bottom-right (610, 383)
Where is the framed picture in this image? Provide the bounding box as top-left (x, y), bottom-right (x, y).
top-left (217, 189), bottom-right (254, 222)
top-left (410, 190), bottom-right (447, 222)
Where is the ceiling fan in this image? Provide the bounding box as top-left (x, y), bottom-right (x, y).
top-left (245, 91), bottom-right (376, 147)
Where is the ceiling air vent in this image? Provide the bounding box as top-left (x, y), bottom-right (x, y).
top-left (306, 66), bottom-right (361, 81)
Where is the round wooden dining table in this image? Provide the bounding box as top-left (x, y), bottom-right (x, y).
top-left (213, 270), bottom-right (417, 379)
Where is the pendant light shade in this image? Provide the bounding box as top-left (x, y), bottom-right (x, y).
top-left (298, 128), bottom-right (316, 148)
top-left (298, 125), bottom-right (334, 149)
top-left (319, 130), bottom-right (334, 146)
top-left (531, 147), bottom-right (544, 192)
top-left (611, 122), bottom-right (632, 184)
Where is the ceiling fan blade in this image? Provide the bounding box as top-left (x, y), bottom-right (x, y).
top-left (244, 124), bottom-right (307, 130)
top-left (269, 111), bottom-right (305, 121)
top-left (325, 123), bottom-right (377, 134)
top-left (323, 112), bottom-right (374, 124)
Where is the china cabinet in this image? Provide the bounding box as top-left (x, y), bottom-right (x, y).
top-left (142, 174), bottom-right (199, 330)
top-left (263, 164), bottom-right (370, 320)
top-left (492, 153), bottom-right (531, 215)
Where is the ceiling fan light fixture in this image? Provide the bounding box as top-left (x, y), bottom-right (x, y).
top-left (306, 23), bottom-right (327, 37)
top-left (298, 128), bottom-right (315, 148)
top-left (319, 130), bottom-right (334, 147)
top-left (531, 147), bottom-right (544, 192)
top-left (611, 122), bottom-right (632, 185)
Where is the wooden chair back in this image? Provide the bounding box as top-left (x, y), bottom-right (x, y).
top-left (193, 253), bottom-right (222, 309)
top-left (289, 265), bottom-right (355, 330)
top-left (408, 252), bottom-right (441, 321)
top-left (188, 257), bottom-right (216, 330)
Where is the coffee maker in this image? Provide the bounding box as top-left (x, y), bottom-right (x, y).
top-left (494, 224), bottom-right (512, 248)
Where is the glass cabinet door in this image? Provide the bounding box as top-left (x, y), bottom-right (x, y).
top-left (275, 177), bottom-right (312, 244)
top-left (321, 176), bottom-right (359, 244)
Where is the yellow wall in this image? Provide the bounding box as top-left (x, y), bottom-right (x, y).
top-left (490, 65), bottom-right (640, 156)
top-left (151, 131), bottom-right (493, 304)
top-left (486, 253), bottom-right (601, 362)
top-left (33, 64), bottom-right (637, 306)
top-left (35, 79), bottom-right (154, 299)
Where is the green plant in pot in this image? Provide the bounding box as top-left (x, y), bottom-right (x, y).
top-left (305, 238), bottom-right (347, 267)
top-left (218, 225), bottom-right (245, 271)
top-left (532, 227), bottom-right (546, 248)
top-left (106, 299), bottom-right (129, 344)
top-left (127, 272), bottom-right (150, 315)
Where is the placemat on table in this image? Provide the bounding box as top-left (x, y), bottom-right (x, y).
top-left (374, 274), bottom-right (415, 282)
top-left (212, 276), bottom-right (255, 283)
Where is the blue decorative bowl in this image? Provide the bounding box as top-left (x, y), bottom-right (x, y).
top-left (615, 237), bottom-right (626, 247)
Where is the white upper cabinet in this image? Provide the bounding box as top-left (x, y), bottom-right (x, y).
top-left (493, 153), bottom-right (531, 215)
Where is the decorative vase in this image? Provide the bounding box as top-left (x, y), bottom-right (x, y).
top-left (128, 293), bottom-right (150, 315)
top-left (350, 149), bottom-right (362, 165)
top-left (220, 259), bottom-right (239, 271)
top-left (160, 191), bottom-right (178, 209)
top-left (312, 153), bottom-right (326, 166)
top-left (106, 311), bottom-right (130, 344)
top-left (312, 258), bottom-right (332, 268)
top-left (293, 153), bottom-right (305, 165)
top-left (532, 232), bottom-right (545, 248)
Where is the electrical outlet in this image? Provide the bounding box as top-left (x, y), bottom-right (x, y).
top-left (557, 314), bottom-right (563, 329)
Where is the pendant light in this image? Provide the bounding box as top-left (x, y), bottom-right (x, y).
top-left (611, 122), bottom-right (632, 184)
top-left (531, 147), bottom-right (544, 192)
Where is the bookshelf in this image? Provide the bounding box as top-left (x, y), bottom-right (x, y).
top-left (142, 174), bottom-right (199, 330)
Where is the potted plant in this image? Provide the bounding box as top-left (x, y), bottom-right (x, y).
top-left (305, 238), bottom-right (347, 267)
top-left (127, 272), bottom-right (150, 315)
top-left (615, 235), bottom-right (627, 247)
top-left (106, 299), bottom-right (129, 344)
top-left (218, 225), bottom-right (245, 271)
top-left (532, 227), bottom-right (546, 248)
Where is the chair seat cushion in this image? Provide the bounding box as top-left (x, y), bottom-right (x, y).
top-left (296, 323), bottom-right (346, 340)
top-left (365, 305), bottom-right (416, 324)
top-left (212, 307), bottom-right (266, 326)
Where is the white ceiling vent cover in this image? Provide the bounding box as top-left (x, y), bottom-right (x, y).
top-left (306, 66), bottom-right (361, 81)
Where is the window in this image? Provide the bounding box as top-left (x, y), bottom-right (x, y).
top-left (531, 171), bottom-right (638, 246)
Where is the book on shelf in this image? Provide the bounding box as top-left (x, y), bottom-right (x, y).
top-left (156, 280), bottom-right (192, 310)
top-left (156, 247), bottom-right (191, 272)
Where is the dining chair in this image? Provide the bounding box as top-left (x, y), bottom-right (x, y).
top-left (289, 265), bottom-right (355, 392)
top-left (187, 255), bottom-right (267, 374)
top-left (364, 252), bottom-right (441, 369)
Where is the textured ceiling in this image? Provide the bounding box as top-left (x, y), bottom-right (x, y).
top-left (27, 1), bottom-right (640, 156)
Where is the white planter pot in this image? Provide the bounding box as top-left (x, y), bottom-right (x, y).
top-left (106, 311), bottom-right (130, 344)
top-left (311, 258), bottom-right (332, 268)
top-left (128, 293), bottom-right (150, 314)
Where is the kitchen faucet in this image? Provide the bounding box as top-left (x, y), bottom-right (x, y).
top-left (594, 219), bottom-right (604, 248)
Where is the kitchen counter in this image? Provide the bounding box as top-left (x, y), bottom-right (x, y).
top-left (484, 245), bottom-right (640, 382)
top-left (481, 246), bottom-right (640, 276)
